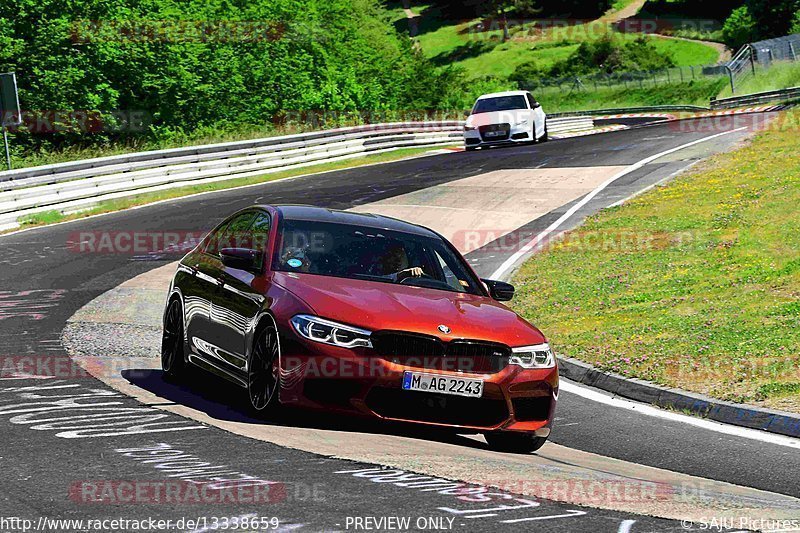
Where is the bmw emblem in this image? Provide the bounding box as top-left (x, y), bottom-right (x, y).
top-left (438, 325), bottom-right (451, 334)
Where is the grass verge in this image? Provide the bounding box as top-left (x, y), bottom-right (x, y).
top-left (511, 110), bottom-right (800, 413)
top-left (539, 78), bottom-right (726, 111)
top-left (12, 146), bottom-right (446, 232)
top-left (718, 62), bottom-right (800, 98)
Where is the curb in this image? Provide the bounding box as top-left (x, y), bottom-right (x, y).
top-left (558, 356), bottom-right (800, 439)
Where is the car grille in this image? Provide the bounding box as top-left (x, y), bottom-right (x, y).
top-left (479, 123), bottom-right (510, 142)
top-left (371, 331), bottom-right (510, 374)
top-left (366, 386), bottom-right (509, 427)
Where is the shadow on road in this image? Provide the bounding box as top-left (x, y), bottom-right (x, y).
top-left (121, 367), bottom-right (493, 452)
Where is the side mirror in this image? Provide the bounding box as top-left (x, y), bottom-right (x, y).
top-left (532, 102), bottom-right (541, 109)
top-left (220, 248), bottom-right (263, 273)
top-left (482, 279), bottom-right (515, 302)
top-left (463, 110), bottom-right (471, 118)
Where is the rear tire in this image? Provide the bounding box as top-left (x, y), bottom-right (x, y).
top-left (484, 432), bottom-right (547, 454)
top-left (161, 299), bottom-right (186, 380)
top-left (248, 322), bottom-right (280, 412)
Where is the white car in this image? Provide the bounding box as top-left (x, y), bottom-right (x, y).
top-left (463, 90), bottom-right (547, 151)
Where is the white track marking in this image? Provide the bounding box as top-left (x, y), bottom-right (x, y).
top-left (560, 380), bottom-right (800, 449)
top-left (489, 127), bottom-right (749, 280)
top-left (618, 520), bottom-right (637, 533)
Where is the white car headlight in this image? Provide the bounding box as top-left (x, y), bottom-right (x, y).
top-left (464, 125), bottom-right (477, 131)
top-left (290, 314), bottom-right (372, 349)
top-left (509, 343), bottom-right (555, 369)
top-left (514, 118), bottom-right (529, 126)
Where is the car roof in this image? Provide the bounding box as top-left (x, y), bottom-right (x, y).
top-left (476, 90), bottom-right (529, 100)
top-left (266, 205), bottom-right (440, 238)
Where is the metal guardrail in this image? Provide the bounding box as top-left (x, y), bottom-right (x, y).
top-left (546, 116), bottom-right (593, 133)
top-left (0, 117), bottom-right (600, 230)
top-left (549, 105), bottom-right (708, 119)
top-left (710, 86), bottom-right (800, 110)
top-left (0, 122), bottom-right (463, 187)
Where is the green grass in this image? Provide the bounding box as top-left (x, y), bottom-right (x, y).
top-left (397, 5), bottom-right (720, 80)
top-left (12, 146), bottom-right (444, 231)
top-left (537, 78), bottom-right (726, 112)
top-left (718, 61), bottom-right (800, 98)
top-left (511, 110), bottom-right (800, 413)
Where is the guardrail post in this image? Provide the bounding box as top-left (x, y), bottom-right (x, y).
top-left (726, 66), bottom-right (735, 94)
top-left (2, 127), bottom-right (9, 171)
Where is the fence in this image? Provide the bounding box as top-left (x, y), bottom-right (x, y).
top-left (727, 34), bottom-right (800, 94)
top-left (519, 63), bottom-right (726, 95)
top-left (520, 33), bottom-right (800, 96)
top-left (0, 117), bottom-right (597, 230)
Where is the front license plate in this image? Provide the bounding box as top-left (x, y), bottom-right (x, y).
top-left (485, 130), bottom-right (503, 137)
top-left (402, 371), bottom-right (484, 398)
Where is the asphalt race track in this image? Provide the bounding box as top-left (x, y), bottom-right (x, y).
top-left (1, 116), bottom-right (798, 532)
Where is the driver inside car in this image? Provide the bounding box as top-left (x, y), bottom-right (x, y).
top-left (379, 243), bottom-right (425, 283)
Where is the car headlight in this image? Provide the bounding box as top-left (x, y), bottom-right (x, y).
top-left (509, 343), bottom-right (555, 369)
top-left (290, 314), bottom-right (372, 349)
top-left (514, 118), bottom-right (529, 126)
top-left (464, 125), bottom-right (477, 131)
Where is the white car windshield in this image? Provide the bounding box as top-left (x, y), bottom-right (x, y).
top-left (472, 95), bottom-right (528, 114)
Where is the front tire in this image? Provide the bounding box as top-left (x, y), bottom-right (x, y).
top-left (161, 299), bottom-right (186, 380)
top-left (540, 124), bottom-right (549, 142)
top-left (485, 432), bottom-right (547, 454)
top-left (248, 322), bottom-right (280, 412)
top-left (465, 146), bottom-right (477, 152)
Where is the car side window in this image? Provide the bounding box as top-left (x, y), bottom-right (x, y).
top-left (204, 212), bottom-right (257, 257)
top-left (250, 213), bottom-right (271, 249)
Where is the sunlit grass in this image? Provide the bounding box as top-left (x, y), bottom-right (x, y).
top-left (718, 61), bottom-right (800, 98)
top-left (511, 110), bottom-right (800, 412)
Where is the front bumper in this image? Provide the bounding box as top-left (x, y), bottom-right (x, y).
top-left (278, 334), bottom-right (558, 434)
top-left (464, 122), bottom-right (532, 149)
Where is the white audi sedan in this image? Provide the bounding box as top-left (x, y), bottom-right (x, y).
top-left (463, 91), bottom-right (547, 151)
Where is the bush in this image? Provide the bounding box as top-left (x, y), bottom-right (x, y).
top-left (513, 35), bottom-right (675, 82)
top-left (722, 6), bottom-right (759, 48)
top-left (0, 0), bottom-right (463, 156)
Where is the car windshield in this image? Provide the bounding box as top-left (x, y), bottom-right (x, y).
top-left (472, 95), bottom-right (528, 114)
top-left (274, 219), bottom-right (484, 295)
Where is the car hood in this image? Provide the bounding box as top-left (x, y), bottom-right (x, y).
top-left (273, 272), bottom-right (545, 347)
top-left (466, 110), bottom-right (529, 128)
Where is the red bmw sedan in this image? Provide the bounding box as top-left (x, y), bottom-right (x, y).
top-left (161, 205), bottom-right (558, 453)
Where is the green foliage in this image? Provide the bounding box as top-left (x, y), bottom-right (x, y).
top-left (0, 0), bottom-right (460, 155)
top-left (792, 10), bottom-right (800, 34)
top-left (722, 5), bottom-right (759, 49)
top-left (512, 35), bottom-right (675, 81)
top-left (720, 0), bottom-right (800, 48)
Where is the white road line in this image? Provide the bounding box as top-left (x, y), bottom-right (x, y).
top-left (617, 520), bottom-right (636, 533)
top-left (560, 380), bottom-right (800, 449)
top-left (489, 127), bottom-right (749, 280)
